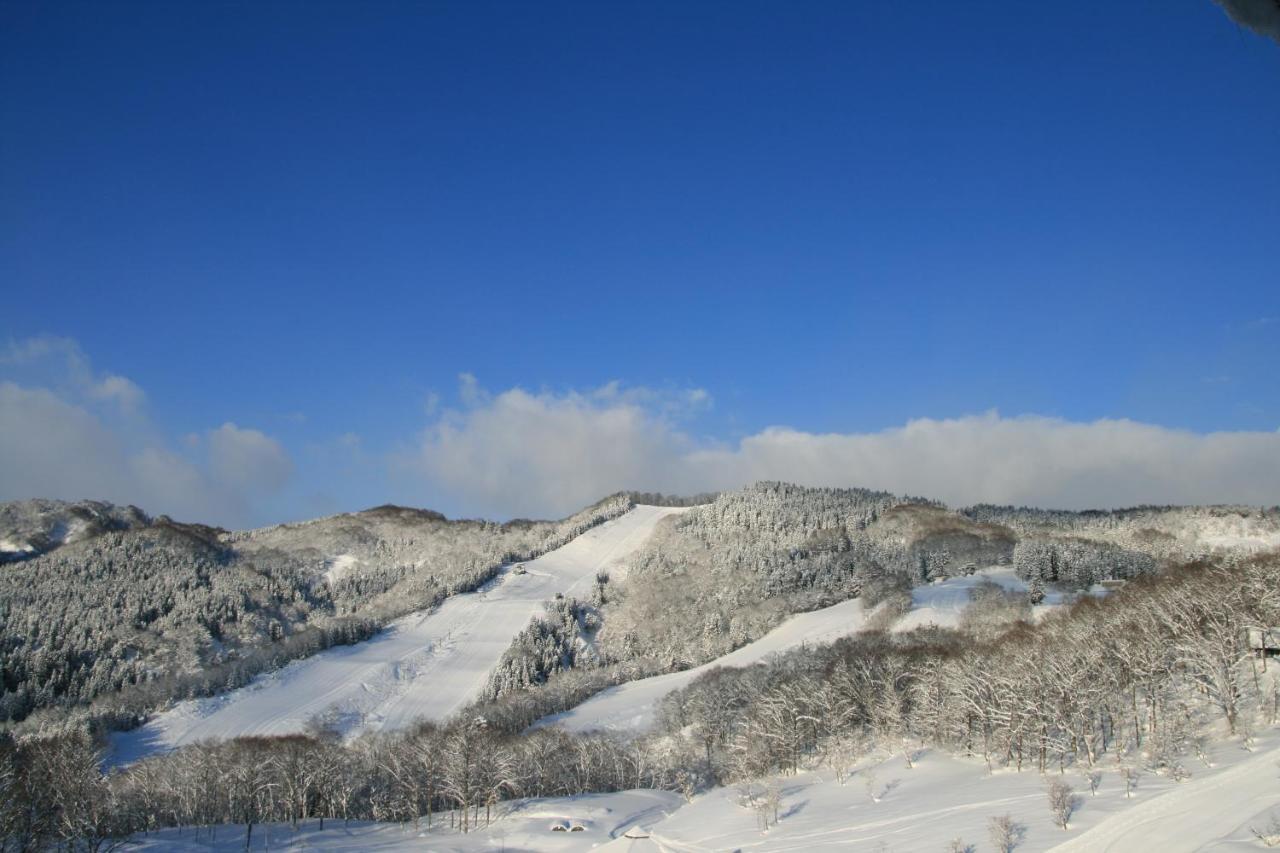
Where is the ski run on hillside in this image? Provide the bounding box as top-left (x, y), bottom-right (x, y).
top-left (111, 506), bottom-right (689, 763)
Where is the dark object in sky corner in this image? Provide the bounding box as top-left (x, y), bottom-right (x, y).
top-left (1216, 0), bottom-right (1280, 43)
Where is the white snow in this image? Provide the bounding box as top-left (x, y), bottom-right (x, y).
top-left (624, 734), bottom-right (1280, 852)
top-left (891, 568), bottom-right (1026, 633)
top-left (123, 789), bottom-right (684, 852)
top-left (1198, 531), bottom-right (1280, 552)
top-left (111, 505), bottom-right (688, 764)
top-left (1049, 735), bottom-right (1280, 852)
top-left (539, 569), bottom-right (1101, 737)
top-left (891, 567), bottom-right (1104, 633)
top-left (536, 597), bottom-right (868, 735)
top-left (1178, 513), bottom-right (1280, 554)
top-left (120, 732), bottom-right (1280, 852)
top-left (323, 553), bottom-right (360, 584)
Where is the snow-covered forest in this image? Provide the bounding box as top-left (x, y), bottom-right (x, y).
top-left (585, 483), bottom-right (1256, 675)
top-left (0, 495), bottom-right (631, 730)
top-left (2, 483), bottom-right (1279, 850)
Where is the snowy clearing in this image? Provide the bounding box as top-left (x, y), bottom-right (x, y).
top-left (892, 567), bottom-right (1103, 633)
top-left (111, 505), bottom-right (687, 764)
top-left (540, 568), bottom-right (1097, 736)
top-left (536, 596), bottom-right (868, 735)
top-left (323, 552), bottom-right (360, 584)
top-left (891, 568), bottom-right (1027, 634)
top-left (1049, 733), bottom-right (1280, 852)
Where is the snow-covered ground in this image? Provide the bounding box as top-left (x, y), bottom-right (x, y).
top-left (536, 597), bottom-right (868, 735)
top-left (124, 790), bottom-right (685, 852)
top-left (542, 568), bottom-right (1112, 737)
top-left (892, 567), bottom-right (1103, 633)
top-left (111, 505), bottom-right (687, 765)
top-left (122, 730), bottom-right (1280, 852)
top-left (631, 733), bottom-right (1280, 852)
top-left (891, 568), bottom-right (1025, 634)
top-left (323, 552), bottom-right (361, 584)
top-left (1050, 734), bottom-right (1280, 852)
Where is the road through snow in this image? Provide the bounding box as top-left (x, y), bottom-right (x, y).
top-left (112, 505), bottom-right (687, 764)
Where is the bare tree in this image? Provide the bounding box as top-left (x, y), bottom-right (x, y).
top-left (1046, 778), bottom-right (1078, 830)
top-left (988, 814), bottom-right (1025, 852)
top-left (863, 767), bottom-right (881, 803)
top-left (1119, 765), bottom-right (1139, 798)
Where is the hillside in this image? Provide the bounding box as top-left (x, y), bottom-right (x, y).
top-left (6, 539), bottom-right (1275, 853)
top-left (6, 484), bottom-right (1276, 732)
top-left (110, 505), bottom-right (688, 761)
top-left (582, 483), bottom-right (1279, 677)
top-left (0, 494), bottom-right (631, 728)
top-left (0, 499), bottom-right (150, 563)
top-left (3, 483), bottom-right (1279, 851)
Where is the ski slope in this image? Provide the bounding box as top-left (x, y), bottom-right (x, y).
top-left (536, 596), bottom-right (868, 735)
top-left (112, 505), bottom-right (687, 764)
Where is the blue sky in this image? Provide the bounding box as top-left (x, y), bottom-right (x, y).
top-left (2, 1), bottom-right (1278, 525)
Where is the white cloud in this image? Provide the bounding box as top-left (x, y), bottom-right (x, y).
top-left (457, 372), bottom-right (484, 407)
top-left (207, 423), bottom-right (294, 495)
top-left (7, 340), bottom-right (1279, 526)
top-left (409, 380), bottom-right (699, 518)
top-left (88, 374), bottom-right (146, 412)
top-left (409, 382), bottom-right (1280, 518)
top-left (0, 380), bottom-right (221, 519)
top-left (1, 335), bottom-right (82, 367)
top-left (689, 414), bottom-right (1280, 510)
top-left (0, 381), bottom-right (136, 501)
top-left (0, 337), bottom-right (294, 526)
top-left (2, 335), bottom-right (145, 413)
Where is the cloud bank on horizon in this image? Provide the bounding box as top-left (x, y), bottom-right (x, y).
top-left (4, 337), bottom-right (1279, 526)
top-left (414, 377), bottom-right (1280, 518)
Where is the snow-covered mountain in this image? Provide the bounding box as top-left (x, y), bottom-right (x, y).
top-left (0, 493), bottom-right (632, 727)
top-left (3, 484), bottom-right (1279, 852)
top-left (0, 498), bottom-right (150, 563)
